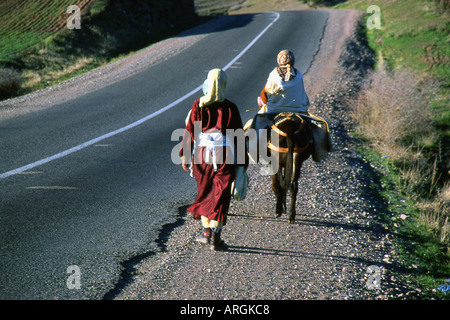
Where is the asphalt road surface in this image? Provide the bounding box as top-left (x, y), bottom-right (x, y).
top-left (0, 10), bottom-right (328, 299)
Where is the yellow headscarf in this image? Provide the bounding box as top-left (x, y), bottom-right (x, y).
top-left (199, 68), bottom-right (227, 108)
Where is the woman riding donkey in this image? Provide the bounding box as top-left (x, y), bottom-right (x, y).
top-left (259, 49), bottom-right (310, 115)
top-left (248, 50), bottom-right (311, 158)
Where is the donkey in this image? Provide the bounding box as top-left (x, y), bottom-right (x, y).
top-left (268, 113), bottom-right (313, 223)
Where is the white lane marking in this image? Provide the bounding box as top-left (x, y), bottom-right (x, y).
top-left (93, 144), bottom-right (113, 147)
top-left (26, 186), bottom-right (78, 190)
top-left (0, 12), bottom-right (280, 180)
top-left (17, 171), bottom-right (43, 175)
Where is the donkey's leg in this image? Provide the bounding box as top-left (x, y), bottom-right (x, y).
top-left (289, 155), bottom-right (302, 224)
top-left (271, 153), bottom-right (286, 217)
top-left (271, 173), bottom-right (284, 217)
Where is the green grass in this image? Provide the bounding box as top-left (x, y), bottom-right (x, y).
top-left (0, 0), bottom-right (91, 63)
top-left (89, 0), bottom-right (109, 16)
top-left (335, 0), bottom-right (449, 81)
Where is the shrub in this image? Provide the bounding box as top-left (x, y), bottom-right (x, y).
top-left (0, 68), bottom-right (22, 100)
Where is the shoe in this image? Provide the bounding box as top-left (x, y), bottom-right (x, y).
top-left (195, 228), bottom-right (211, 244)
top-left (210, 230), bottom-right (228, 251)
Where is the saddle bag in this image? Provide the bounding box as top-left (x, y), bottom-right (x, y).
top-left (231, 165), bottom-right (248, 201)
top-left (310, 121), bottom-right (332, 162)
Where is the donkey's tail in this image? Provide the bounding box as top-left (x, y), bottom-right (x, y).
top-left (282, 129), bottom-right (294, 206)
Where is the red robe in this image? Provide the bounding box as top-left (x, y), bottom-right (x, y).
top-left (180, 98), bottom-right (243, 225)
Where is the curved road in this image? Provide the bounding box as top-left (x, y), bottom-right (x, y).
top-left (0, 11), bottom-right (328, 299)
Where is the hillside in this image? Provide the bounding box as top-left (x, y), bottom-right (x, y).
top-left (0, 0), bottom-right (242, 100)
top-left (0, 0), bottom-right (94, 63)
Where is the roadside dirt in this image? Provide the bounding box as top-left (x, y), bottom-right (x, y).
top-left (106, 8), bottom-right (419, 301)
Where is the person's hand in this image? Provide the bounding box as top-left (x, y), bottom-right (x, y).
top-left (182, 159), bottom-right (189, 172)
top-left (257, 96), bottom-right (263, 107)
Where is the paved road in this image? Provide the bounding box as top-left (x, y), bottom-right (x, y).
top-left (0, 10), bottom-right (327, 299)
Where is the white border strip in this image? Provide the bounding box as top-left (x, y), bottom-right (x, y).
top-left (0, 12), bottom-right (280, 180)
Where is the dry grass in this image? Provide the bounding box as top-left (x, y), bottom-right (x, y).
top-left (351, 67), bottom-right (438, 160)
top-left (47, 56), bottom-right (94, 79)
top-left (21, 71), bottom-right (43, 90)
top-left (418, 183), bottom-right (450, 246)
top-left (228, 0), bottom-right (308, 14)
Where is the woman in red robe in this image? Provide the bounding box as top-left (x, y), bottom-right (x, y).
top-left (180, 68), bottom-right (244, 251)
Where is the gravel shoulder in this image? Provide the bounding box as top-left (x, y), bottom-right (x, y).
top-left (106, 9), bottom-right (417, 301)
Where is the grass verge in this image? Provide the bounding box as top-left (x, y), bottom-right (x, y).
top-left (335, 0), bottom-right (449, 298)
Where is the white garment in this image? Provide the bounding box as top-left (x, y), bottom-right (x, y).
top-left (190, 132), bottom-right (234, 175)
top-left (260, 67), bottom-right (310, 114)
